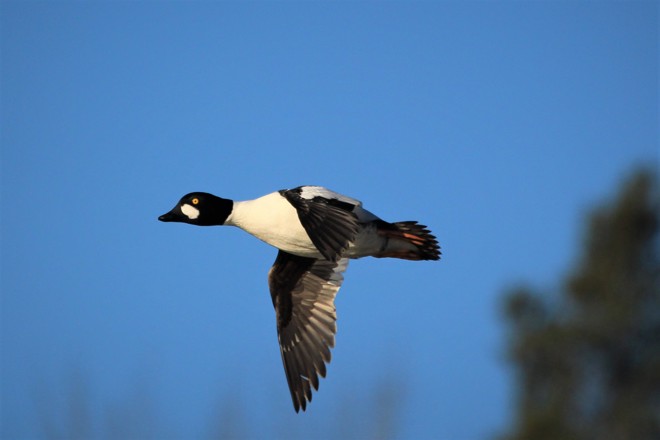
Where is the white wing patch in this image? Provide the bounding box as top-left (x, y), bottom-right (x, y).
top-left (299, 186), bottom-right (362, 207)
top-left (181, 203), bottom-right (200, 220)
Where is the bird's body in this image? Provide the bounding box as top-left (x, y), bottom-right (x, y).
top-left (225, 188), bottom-right (420, 260)
top-left (159, 185), bottom-right (440, 412)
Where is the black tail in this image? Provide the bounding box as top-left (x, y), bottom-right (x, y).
top-left (393, 221), bottom-right (441, 261)
top-left (376, 221), bottom-right (441, 261)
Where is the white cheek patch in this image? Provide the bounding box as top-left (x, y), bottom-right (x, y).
top-left (181, 204), bottom-right (200, 220)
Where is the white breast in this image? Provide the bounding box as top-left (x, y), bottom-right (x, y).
top-left (225, 192), bottom-right (322, 258)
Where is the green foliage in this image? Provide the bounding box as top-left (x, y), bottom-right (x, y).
top-left (502, 169), bottom-right (660, 440)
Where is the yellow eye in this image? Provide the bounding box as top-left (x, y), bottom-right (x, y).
top-left (192, 198), bottom-right (199, 205)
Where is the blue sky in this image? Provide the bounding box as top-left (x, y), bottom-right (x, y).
top-left (2, 1), bottom-right (657, 439)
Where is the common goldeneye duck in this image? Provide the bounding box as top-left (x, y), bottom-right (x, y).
top-left (159, 185), bottom-right (441, 412)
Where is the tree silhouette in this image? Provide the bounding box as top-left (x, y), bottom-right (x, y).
top-left (502, 169), bottom-right (660, 440)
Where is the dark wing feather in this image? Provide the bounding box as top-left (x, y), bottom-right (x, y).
top-left (268, 250), bottom-right (349, 412)
top-left (279, 187), bottom-right (359, 262)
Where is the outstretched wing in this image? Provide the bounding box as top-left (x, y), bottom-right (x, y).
top-left (268, 250), bottom-right (349, 412)
top-left (279, 186), bottom-right (360, 262)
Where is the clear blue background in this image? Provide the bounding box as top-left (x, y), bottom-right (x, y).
top-left (2, 2), bottom-right (657, 439)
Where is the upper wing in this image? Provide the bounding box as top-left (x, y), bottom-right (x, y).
top-left (268, 250), bottom-right (349, 412)
top-left (296, 186), bottom-right (363, 208)
top-left (279, 186), bottom-right (360, 262)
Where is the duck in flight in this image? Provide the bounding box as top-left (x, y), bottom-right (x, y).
top-left (158, 185), bottom-right (440, 412)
